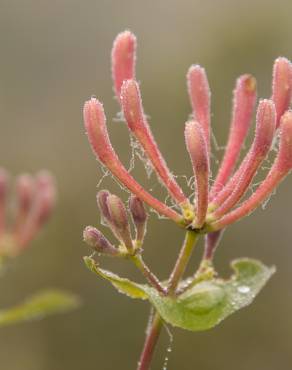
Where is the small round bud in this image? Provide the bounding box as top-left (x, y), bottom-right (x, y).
top-left (83, 226), bottom-right (118, 256)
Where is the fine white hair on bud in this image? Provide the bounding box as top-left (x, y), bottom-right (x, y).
top-left (111, 30), bottom-right (137, 101)
top-left (83, 226), bottom-right (119, 256)
top-left (106, 194), bottom-right (134, 252)
top-left (271, 57), bottom-right (292, 126)
top-left (129, 195), bottom-right (147, 243)
top-left (184, 121), bottom-right (209, 228)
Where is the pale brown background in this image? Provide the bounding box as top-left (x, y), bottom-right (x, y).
top-left (0, 0), bottom-right (292, 369)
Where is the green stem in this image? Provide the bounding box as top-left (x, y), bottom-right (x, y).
top-left (136, 230), bottom-right (199, 370)
top-left (131, 255), bottom-right (166, 295)
top-left (167, 230), bottom-right (198, 295)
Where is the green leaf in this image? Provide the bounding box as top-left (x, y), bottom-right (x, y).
top-left (144, 258), bottom-right (275, 331)
top-left (0, 290), bottom-right (80, 327)
top-left (84, 256), bottom-right (148, 299)
top-left (84, 256), bottom-right (274, 332)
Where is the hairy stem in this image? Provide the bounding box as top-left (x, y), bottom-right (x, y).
top-left (167, 230), bottom-right (198, 295)
top-left (131, 254), bottom-right (167, 295)
top-left (137, 230), bottom-right (199, 370)
top-left (137, 312), bottom-right (163, 370)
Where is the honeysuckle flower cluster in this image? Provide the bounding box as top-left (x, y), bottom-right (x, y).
top-left (82, 30), bottom-right (292, 370)
top-left (83, 31), bottom-right (292, 261)
top-left (0, 168), bottom-right (80, 326)
top-left (0, 169), bottom-right (56, 258)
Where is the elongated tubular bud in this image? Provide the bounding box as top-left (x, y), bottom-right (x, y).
top-left (210, 75), bottom-right (257, 198)
top-left (185, 121), bottom-right (209, 228)
top-left (271, 57), bottom-right (292, 127)
top-left (129, 195), bottom-right (147, 243)
top-left (211, 111), bottom-right (292, 230)
top-left (14, 174), bottom-right (35, 232)
top-left (209, 154), bottom-right (249, 212)
top-left (212, 100), bottom-right (276, 218)
top-left (210, 100), bottom-right (274, 210)
top-left (121, 80), bottom-right (189, 210)
top-left (187, 65), bottom-right (211, 149)
top-left (83, 226), bottom-right (119, 256)
top-left (83, 98), bottom-right (182, 224)
top-left (106, 194), bottom-right (133, 252)
top-left (15, 171), bottom-right (56, 249)
top-left (0, 169), bottom-right (9, 236)
top-left (112, 31), bottom-right (136, 101)
top-left (203, 230), bottom-right (224, 261)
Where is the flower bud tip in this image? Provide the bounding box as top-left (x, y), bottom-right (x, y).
top-left (112, 31), bottom-right (137, 99)
top-left (83, 226), bottom-right (118, 256)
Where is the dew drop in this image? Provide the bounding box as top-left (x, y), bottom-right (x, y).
top-left (237, 285), bottom-right (250, 294)
top-left (162, 324), bottom-right (173, 370)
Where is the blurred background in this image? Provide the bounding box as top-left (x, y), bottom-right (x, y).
top-left (0, 0), bottom-right (292, 369)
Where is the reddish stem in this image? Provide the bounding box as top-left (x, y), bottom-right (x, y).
top-left (137, 231), bottom-right (198, 370)
top-left (137, 312), bottom-right (163, 370)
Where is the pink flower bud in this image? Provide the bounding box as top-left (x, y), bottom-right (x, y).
top-left (275, 110), bottom-right (292, 171)
top-left (271, 57), bottom-right (292, 127)
top-left (187, 65), bottom-right (211, 148)
top-left (203, 230), bottom-right (224, 261)
top-left (15, 171), bottom-right (56, 249)
top-left (14, 174), bottom-right (35, 232)
top-left (210, 75), bottom-right (257, 198)
top-left (83, 226), bottom-right (118, 256)
top-left (96, 190), bottom-right (111, 223)
top-left (121, 79), bottom-right (188, 209)
top-left (212, 100), bottom-right (276, 218)
top-left (112, 31), bottom-right (136, 101)
top-left (34, 171), bottom-right (56, 224)
top-left (211, 111), bottom-right (292, 230)
top-left (106, 194), bottom-right (133, 252)
top-left (83, 98), bottom-right (183, 224)
top-left (15, 174), bottom-right (34, 213)
top-left (129, 195), bottom-right (147, 243)
top-left (0, 168), bottom-right (9, 236)
top-left (185, 121), bottom-right (209, 228)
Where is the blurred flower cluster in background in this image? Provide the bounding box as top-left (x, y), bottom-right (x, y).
top-left (1, 0), bottom-right (292, 369)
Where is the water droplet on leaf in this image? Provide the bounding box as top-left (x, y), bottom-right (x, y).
top-left (237, 285), bottom-right (250, 294)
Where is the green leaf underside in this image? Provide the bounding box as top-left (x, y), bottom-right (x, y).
top-left (84, 256), bottom-right (275, 331)
top-left (84, 256), bottom-right (148, 299)
top-left (0, 290), bottom-right (80, 327)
